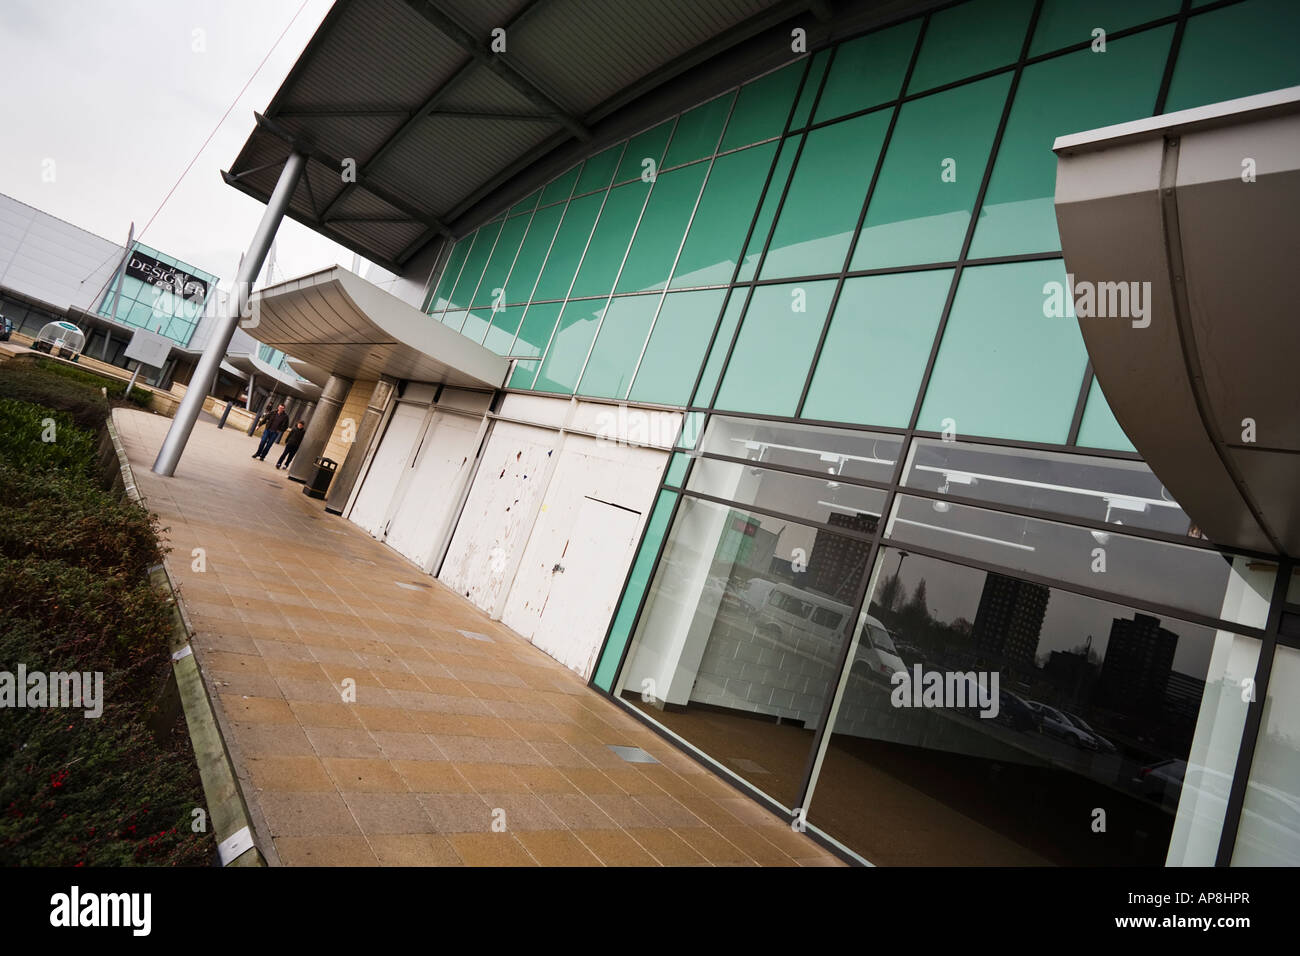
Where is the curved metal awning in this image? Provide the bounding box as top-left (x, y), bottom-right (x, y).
top-left (223, 0), bottom-right (841, 270)
top-left (1054, 86), bottom-right (1300, 557)
top-left (224, 352), bottom-right (323, 401)
top-left (249, 265), bottom-right (508, 388)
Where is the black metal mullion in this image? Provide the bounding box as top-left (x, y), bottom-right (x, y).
top-left (702, 46), bottom-right (839, 411)
top-left (585, 53), bottom-right (822, 693)
top-left (1065, 361), bottom-right (1095, 446)
top-left (1216, 558), bottom-right (1293, 865)
top-left (795, 14), bottom-right (930, 418)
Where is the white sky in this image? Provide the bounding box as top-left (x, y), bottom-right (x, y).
top-left (0, 0), bottom-right (361, 288)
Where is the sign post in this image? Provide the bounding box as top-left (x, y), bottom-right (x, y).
top-left (122, 328), bottom-right (172, 397)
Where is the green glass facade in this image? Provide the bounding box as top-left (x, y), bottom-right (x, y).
top-left (418, 0), bottom-right (1300, 867)
top-left (96, 241), bottom-right (218, 346)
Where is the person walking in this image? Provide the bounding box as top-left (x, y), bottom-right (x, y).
top-left (276, 420), bottom-right (306, 470)
top-left (253, 403), bottom-right (290, 461)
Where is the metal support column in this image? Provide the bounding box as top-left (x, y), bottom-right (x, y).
top-left (287, 374), bottom-right (352, 484)
top-left (152, 151), bottom-right (305, 476)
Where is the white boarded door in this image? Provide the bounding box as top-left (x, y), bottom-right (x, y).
top-left (517, 496), bottom-right (641, 679)
top-left (348, 402), bottom-right (426, 538)
top-left (383, 411), bottom-right (481, 570)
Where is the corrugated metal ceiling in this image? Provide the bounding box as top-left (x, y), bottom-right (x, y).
top-left (225, 0), bottom-right (803, 271)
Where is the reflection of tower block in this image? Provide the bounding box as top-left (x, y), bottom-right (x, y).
top-left (806, 512), bottom-right (876, 602)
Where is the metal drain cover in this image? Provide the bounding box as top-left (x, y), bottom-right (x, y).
top-left (609, 745), bottom-right (658, 764)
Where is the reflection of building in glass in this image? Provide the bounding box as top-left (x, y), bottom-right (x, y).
top-left (1044, 647), bottom-right (1099, 703)
top-left (806, 512), bottom-right (876, 603)
top-left (716, 511), bottom-right (776, 580)
top-left (1164, 671), bottom-right (1207, 727)
top-left (972, 573), bottom-right (1049, 675)
top-left (1096, 614), bottom-right (1178, 714)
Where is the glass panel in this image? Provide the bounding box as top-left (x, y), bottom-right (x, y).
top-left (447, 220), bottom-right (503, 310)
top-left (538, 164), bottom-right (581, 206)
top-left (714, 280), bottom-right (837, 416)
top-left (1232, 645), bottom-right (1300, 866)
top-left (814, 19), bottom-right (920, 123)
top-left (918, 259), bottom-right (1087, 443)
top-left (885, 494), bottom-right (1276, 627)
top-left (440, 309), bottom-right (466, 332)
top-left (736, 138), bottom-right (798, 282)
top-left (907, 0), bottom-right (1033, 94)
top-left (576, 294), bottom-right (660, 400)
top-left (1165, 630), bottom-right (1259, 865)
top-left (720, 62), bottom-right (802, 151)
top-left (614, 495), bottom-right (868, 809)
top-left (616, 163), bottom-right (709, 294)
top-left (615, 120), bottom-right (675, 184)
top-left (1164, 0), bottom-right (1300, 113)
top-left (428, 236), bottom-right (472, 313)
top-left (802, 269), bottom-right (952, 427)
top-left (760, 111), bottom-right (890, 279)
top-left (969, 27), bottom-right (1173, 257)
top-left (459, 307), bottom-right (491, 345)
top-left (851, 74), bottom-right (1011, 270)
top-left (512, 301), bottom-right (564, 358)
top-left (692, 291), bottom-right (746, 406)
top-left (508, 359), bottom-right (539, 388)
top-left (902, 438), bottom-right (1195, 537)
top-left (1076, 378), bottom-right (1137, 453)
top-left (698, 416), bottom-right (901, 486)
top-left (483, 304), bottom-right (523, 355)
top-left (688, 457), bottom-right (887, 534)
top-left (789, 49), bottom-right (830, 130)
top-left (502, 203), bottom-right (565, 304)
top-left (531, 193), bottom-right (603, 302)
top-left (471, 214), bottom-right (530, 307)
top-left (574, 143), bottom-right (624, 195)
top-left (809, 547), bottom-right (1236, 865)
top-left (677, 412), bottom-right (706, 450)
top-left (630, 289), bottom-right (728, 406)
top-left (665, 453), bottom-right (691, 488)
top-left (1031, 0), bottom-right (1181, 57)
top-left (592, 490), bottom-right (679, 692)
top-left (671, 143), bottom-right (776, 290)
top-left (569, 181), bottom-right (651, 299)
top-left (662, 92), bottom-right (734, 168)
top-left (508, 189), bottom-right (540, 217)
top-left (534, 298), bottom-right (606, 394)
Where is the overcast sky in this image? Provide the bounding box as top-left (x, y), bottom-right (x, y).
top-left (0, 0), bottom-right (362, 287)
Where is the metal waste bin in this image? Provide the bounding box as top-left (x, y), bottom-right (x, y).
top-left (304, 457), bottom-right (337, 500)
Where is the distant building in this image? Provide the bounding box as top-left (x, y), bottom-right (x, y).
top-left (1096, 613), bottom-right (1179, 714)
top-left (972, 573), bottom-right (1049, 674)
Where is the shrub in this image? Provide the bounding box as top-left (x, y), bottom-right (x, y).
top-left (17, 357), bottom-right (152, 407)
top-left (0, 361), bottom-right (211, 866)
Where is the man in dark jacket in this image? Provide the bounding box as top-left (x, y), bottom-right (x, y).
top-left (253, 404), bottom-right (290, 461)
top-left (276, 420), bottom-right (306, 470)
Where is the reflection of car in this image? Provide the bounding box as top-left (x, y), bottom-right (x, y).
top-left (996, 690), bottom-right (1038, 731)
top-left (738, 581), bottom-right (904, 679)
top-left (857, 616), bottom-right (906, 681)
top-left (1027, 701), bottom-right (1095, 749)
top-left (1134, 760), bottom-right (1300, 864)
top-left (1063, 711), bottom-right (1117, 753)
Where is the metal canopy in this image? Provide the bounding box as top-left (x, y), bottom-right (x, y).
top-left (1054, 86), bottom-right (1300, 557)
top-left (224, 0), bottom-right (829, 271)
top-left (222, 351), bottom-right (323, 401)
top-left (249, 266), bottom-right (509, 388)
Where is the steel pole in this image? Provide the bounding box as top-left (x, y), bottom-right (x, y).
top-left (152, 152), bottom-right (306, 476)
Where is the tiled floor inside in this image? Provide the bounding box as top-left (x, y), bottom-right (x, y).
top-left (113, 408), bottom-right (842, 867)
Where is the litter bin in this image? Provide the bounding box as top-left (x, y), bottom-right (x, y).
top-left (304, 457), bottom-right (337, 500)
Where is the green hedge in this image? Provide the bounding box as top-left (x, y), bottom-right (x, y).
top-left (1, 356), bottom-right (151, 412)
top-left (0, 361), bottom-right (211, 865)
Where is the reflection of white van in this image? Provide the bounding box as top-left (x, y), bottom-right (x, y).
top-left (738, 580), bottom-right (904, 678)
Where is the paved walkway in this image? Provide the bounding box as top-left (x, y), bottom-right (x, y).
top-left (113, 409), bottom-right (841, 867)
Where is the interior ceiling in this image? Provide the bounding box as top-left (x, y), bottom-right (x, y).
top-left (223, 0), bottom-right (901, 271)
top-left (1054, 87), bottom-right (1300, 558)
